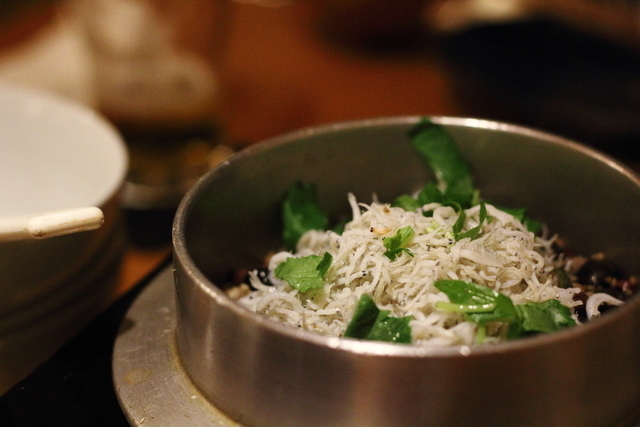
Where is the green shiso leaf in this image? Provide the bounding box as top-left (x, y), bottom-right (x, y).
top-left (282, 181), bottom-right (329, 250)
top-left (344, 294), bottom-right (412, 343)
top-left (274, 252), bottom-right (333, 292)
top-left (383, 226), bottom-right (415, 261)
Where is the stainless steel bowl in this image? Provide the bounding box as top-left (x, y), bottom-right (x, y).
top-left (173, 116), bottom-right (640, 427)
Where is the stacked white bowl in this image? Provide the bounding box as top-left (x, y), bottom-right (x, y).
top-left (0, 85), bottom-right (128, 393)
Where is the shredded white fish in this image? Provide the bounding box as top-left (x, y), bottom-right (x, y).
top-left (238, 194), bottom-right (581, 347)
top-left (586, 293), bottom-right (624, 320)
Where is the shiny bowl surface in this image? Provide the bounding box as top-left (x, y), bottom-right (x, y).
top-left (173, 116), bottom-right (640, 427)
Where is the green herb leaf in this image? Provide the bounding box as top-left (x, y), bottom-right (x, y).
top-left (392, 182), bottom-right (444, 212)
top-left (282, 181), bottom-right (329, 250)
top-left (392, 194), bottom-right (421, 211)
top-left (435, 280), bottom-right (521, 339)
top-left (367, 311), bottom-right (413, 343)
top-left (555, 267), bottom-right (572, 289)
top-left (332, 218), bottom-right (348, 235)
top-left (344, 294), bottom-right (413, 343)
top-left (434, 279), bottom-right (498, 308)
top-left (383, 226), bottom-right (415, 261)
top-left (515, 299), bottom-right (576, 333)
top-left (452, 205), bottom-right (466, 236)
top-left (497, 205), bottom-right (543, 234)
top-left (274, 252), bottom-right (333, 292)
top-left (454, 202), bottom-right (487, 241)
top-left (416, 181), bottom-right (444, 206)
top-left (466, 293), bottom-right (521, 338)
top-left (407, 119), bottom-right (542, 235)
top-left (434, 279), bottom-right (575, 340)
top-left (434, 301), bottom-right (497, 313)
top-left (408, 118), bottom-right (475, 208)
top-left (522, 217), bottom-right (543, 235)
top-left (344, 294), bottom-right (379, 339)
top-left (393, 182), bottom-right (445, 215)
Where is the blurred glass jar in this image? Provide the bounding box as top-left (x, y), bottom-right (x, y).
top-left (70, 0), bottom-right (232, 211)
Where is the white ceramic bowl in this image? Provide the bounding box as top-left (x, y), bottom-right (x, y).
top-left (0, 85), bottom-right (128, 390)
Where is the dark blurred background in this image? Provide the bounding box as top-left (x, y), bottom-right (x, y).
top-left (2, 0), bottom-right (639, 152)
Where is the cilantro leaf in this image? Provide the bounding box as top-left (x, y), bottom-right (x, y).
top-left (383, 226), bottom-right (415, 261)
top-left (408, 118), bottom-right (476, 208)
top-left (274, 252), bottom-right (332, 292)
top-left (344, 294), bottom-right (412, 343)
top-left (282, 182), bottom-right (329, 251)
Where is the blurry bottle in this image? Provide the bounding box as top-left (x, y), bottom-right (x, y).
top-left (70, 0), bottom-right (232, 245)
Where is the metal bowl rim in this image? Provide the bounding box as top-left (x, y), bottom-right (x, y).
top-left (173, 115), bottom-right (640, 359)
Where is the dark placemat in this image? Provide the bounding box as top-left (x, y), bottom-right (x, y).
top-left (0, 255), bottom-right (172, 427)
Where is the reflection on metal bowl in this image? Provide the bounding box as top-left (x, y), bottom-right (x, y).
top-left (172, 116), bottom-right (640, 427)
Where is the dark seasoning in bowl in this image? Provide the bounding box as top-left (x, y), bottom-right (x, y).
top-left (173, 116), bottom-right (640, 427)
